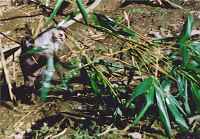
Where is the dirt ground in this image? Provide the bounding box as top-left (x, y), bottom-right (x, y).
top-left (0, 0), bottom-right (200, 138)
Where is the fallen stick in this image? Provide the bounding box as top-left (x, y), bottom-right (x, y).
top-left (0, 41), bottom-right (16, 102)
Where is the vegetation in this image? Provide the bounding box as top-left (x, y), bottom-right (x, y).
top-left (1, 0), bottom-right (200, 138)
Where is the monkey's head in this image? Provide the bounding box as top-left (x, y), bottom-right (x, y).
top-left (52, 28), bottom-right (66, 50)
top-left (34, 28), bottom-right (66, 56)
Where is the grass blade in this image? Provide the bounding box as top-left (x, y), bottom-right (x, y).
top-left (76, 0), bottom-right (88, 24)
top-left (47, 0), bottom-right (64, 24)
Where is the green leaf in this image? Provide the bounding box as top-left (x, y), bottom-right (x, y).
top-left (178, 15), bottom-right (193, 44)
top-left (166, 95), bottom-right (189, 131)
top-left (90, 73), bottom-right (101, 96)
top-left (191, 42), bottom-right (200, 57)
top-left (177, 15), bottom-right (193, 66)
top-left (83, 55), bottom-right (121, 104)
top-left (133, 85), bottom-right (155, 124)
top-left (129, 76), bottom-right (154, 104)
top-left (161, 80), bottom-right (189, 130)
top-left (161, 79), bottom-right (171, 94)
top-left (39, 57), bottom-right (55, 101)
top-left (129, 77), bottom-right (156, 125)
top-left (76, 0), bottom-right (88, 24)
top-left (161, 79), bottom-right (187, 115)
top-left (115, 107), bottom-right (123, 117)
top-left (191, 82), bottom-right (200, 112)
top-left (155, 83), bottom-right (172, 136)
top-left (61, 68), bottom-right (80, 89)
top-left (93, 13), bottom-right (116, 30)
top-left (121, 26), bottom-right (136, 37)
top-left (169, 95), bottom-right (187, 116)
top-left (40, 85), bottom-right (50, 101)
top-left (187, 60), bottom-right (200, 72)
top-left (47, 0), bottom-right (64, 23)
top-left (24, 47), bottom-right (46, 55)
top-left (177, 75), bottom-right (185, 96)
top-left (176, 76), bottom-right (191, 115)
top-left (181, 43), bottom-right (190, 66)
top-left (93, 13), bottom-right (135, 37)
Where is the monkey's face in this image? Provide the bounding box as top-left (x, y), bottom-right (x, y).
top-left (34, 28), bottom-right (66, 55)
top-left (52, 29), bottom-right (66, 49)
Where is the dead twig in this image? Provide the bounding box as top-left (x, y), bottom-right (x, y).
top-left (0, 34), bottom-right (16, 102)
top-left (0, 51), bottom-right (16, 101)
top-left (152, 0), bottom-right (183, 9)
top-left (51, 128), bottom-right (67, 139)
top-left (97, 125), bottom-right (117, 137)
top-left (163, 0), bottom-right (183, 9)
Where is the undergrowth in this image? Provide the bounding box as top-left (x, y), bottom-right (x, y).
top-left (1, 0), bottom-right (200, 138)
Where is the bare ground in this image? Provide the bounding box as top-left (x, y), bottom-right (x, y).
top-left (0, 0), bottom-right (200, 138)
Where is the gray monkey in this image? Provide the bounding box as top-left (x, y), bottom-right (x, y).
top-left (19, 27), bottom-right (66, 102)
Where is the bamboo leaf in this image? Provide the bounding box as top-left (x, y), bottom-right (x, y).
top-left (176, 75), bottom-right (191, 115)
top-left (76, 0), bottom-right (88, 24)
top-left (181, 43), bottom-right (190, 66)
top-left (191, 42), bottom-right (200, 56)
top-left (90, 73), bottom-right (101, 96)
top-left (24, 47), bottom-right (46, 55)
top-left (47, 0), bottom-right (64, 23)
top-left (93, 13), bottom-right (135, 37)
top-left (133, 85), bottom-right (155, 124)
top-left (40, 57), bottom-right (55, 101)
top-left (161, 78), bottom-right (188, 129)
top-left (177, 15), bottom-right (193, 66)
top-left (155, 83), bottom-right (172, 136)
top-left (129, 76), bottom-right (154, 103)
top-left (178, 15), bottom-right (193, 44)
top-left (166, 95), bottom-right (189, 131)
top-left (191, 82), bottom-right (200, 112)
top-left (168, 95), bottom-right (187, 116)
top-left (161, 79), bottom-right (187, 115)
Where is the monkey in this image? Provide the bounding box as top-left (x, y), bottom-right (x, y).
top-left (19, 27), bottom-right (66, 102)
top-left (1, 0), bottom-right (102, 102)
